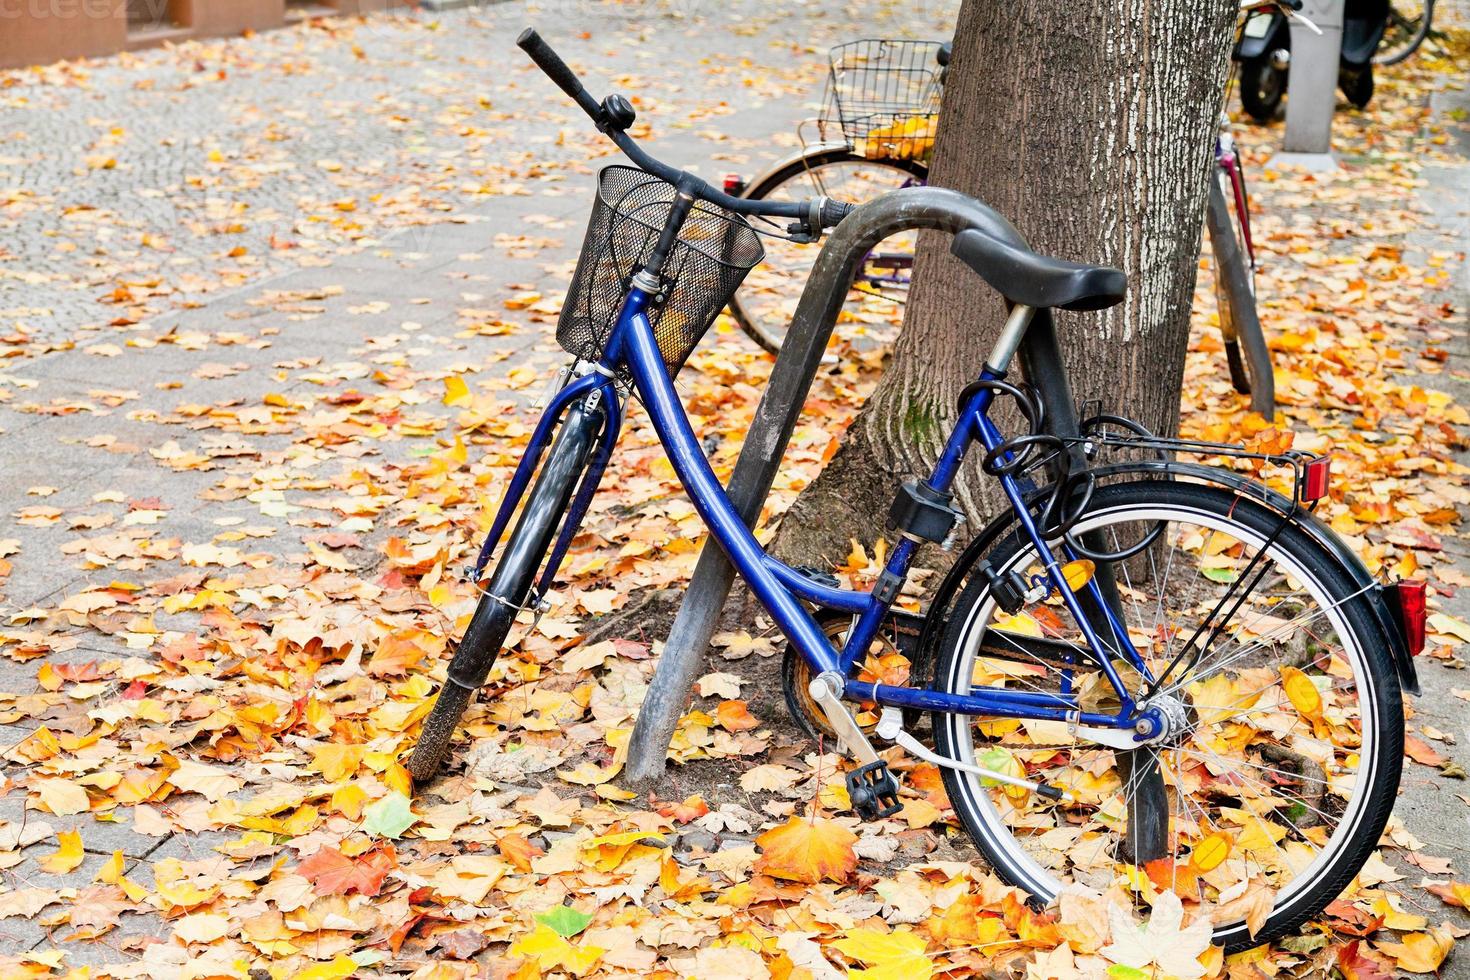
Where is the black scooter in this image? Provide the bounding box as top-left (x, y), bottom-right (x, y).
top-left (1234, 0), bottom-right (1389, 122)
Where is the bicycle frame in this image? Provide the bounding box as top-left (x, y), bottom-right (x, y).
top-left (479, 283), bottom-right (1159, 734)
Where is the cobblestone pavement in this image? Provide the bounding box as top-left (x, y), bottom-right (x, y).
top-left (0, 0), bottom-right (1467, 973)
top-left (0, 0), bottom-right (955, 968)
top-left (0, 0), bottom-right (948, 347)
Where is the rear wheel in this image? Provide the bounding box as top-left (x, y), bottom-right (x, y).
top-left (932, 480), bottom-right (1402, 951)
top-left (408, 401), bottom-right (601, 783)
top-left (728, 148), bottom-right (927, 354)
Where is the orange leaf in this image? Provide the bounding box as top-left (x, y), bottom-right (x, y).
top-left (715, 700), bottom-right (760, 732)
top-left (368, 635), bottom-right (426, 677)
top-left (1404, 735), bottom-right (1446, 768)
top-left (1427, 881), bottom-right (1470, 909)
top-left (297, 844), bottom-right (397, 896)
top-left (496, 833), bottom-right (543, 873)
top-left (754, 816), bottom-right (858, 884)
top-left (656, 794), bottom-right (711, 824)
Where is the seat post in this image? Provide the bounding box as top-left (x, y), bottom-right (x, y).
top-left (985, 303), bottom-right (1035, 375)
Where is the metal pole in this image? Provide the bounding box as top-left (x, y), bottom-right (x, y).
top-left (625, 186), bottom-right (1093, 789)
top-left (1274, 0), bottom-right (1345, 168)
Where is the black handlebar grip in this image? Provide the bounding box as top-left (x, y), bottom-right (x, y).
top-left (821, 199), bottom-right (856, 228)
top-left (517, 28), bottom-right (601, 118)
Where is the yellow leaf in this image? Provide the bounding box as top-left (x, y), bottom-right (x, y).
top-left (290, 956), bottom-right (359, 980)
top-left (1379, 928), bottom-right (1454, 973)
top-left (1371, 892), bottom-right (1428, 931)
top-left (95, 850), bottom-right (126, 884)
top-left (38, 830), bottom-right (83, 874)
top-left (311, 743), bottom-right (365, 784)
top-left (833, 928), bottom-right (934, 980)
top-left (510, 923), bottom-right (605, 974)
top-left (754, 815), bottom-right (858, 884)
top-left (31, 777), bottom-right (90, 816)
top-left (443, 376), bottom-right (470, 406)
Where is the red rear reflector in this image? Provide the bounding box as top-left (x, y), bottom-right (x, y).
top-left (723, 173), bottom-right (746, 195)
top-left (1394, 579), bottom-right (1427, 657)
top-left (1300, 455), bottom-right (1331, 503)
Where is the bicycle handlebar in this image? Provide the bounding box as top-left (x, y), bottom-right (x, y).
top-left (517, 28), bottom-right (603, 120)
top-left (516, 28), bottom-right (849, 232)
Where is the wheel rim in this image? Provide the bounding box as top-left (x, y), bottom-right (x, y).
top-left (1255, 66), bottom-right (1284, 110)
top-left (1374, 1), bottom-right (1432, 64)
top-left (732, 156), bottom-right (920, 352)
top-left (939, 498), bottom-right (1382, 942)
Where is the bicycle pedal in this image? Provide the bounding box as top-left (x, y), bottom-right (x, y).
top-left (846, 760), bottom-right (902, 821)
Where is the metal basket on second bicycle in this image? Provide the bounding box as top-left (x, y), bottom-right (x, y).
top-left (558, 165), bottom-right (765, 374)
top-left (819, 39), bottom-right (944, 163)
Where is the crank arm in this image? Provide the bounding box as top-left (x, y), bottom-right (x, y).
top-left (875, 709), bottom-right (1071, 801)
top-left (1072, 725), bottom-right (1145, 750)
top-left (808, 672), bottom-right (884, 767)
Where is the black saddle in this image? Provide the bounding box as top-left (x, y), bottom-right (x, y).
top-left (950, 229), bottom-right (1127, 312)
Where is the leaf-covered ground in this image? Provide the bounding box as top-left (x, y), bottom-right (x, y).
top-left (0, 2), bottom-right (1468, 978)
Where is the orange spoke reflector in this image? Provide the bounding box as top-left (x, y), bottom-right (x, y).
top-left (1061, 559), bottom-right (1095, 593)
top-left (1189, 830), bottom-right (1234, 872)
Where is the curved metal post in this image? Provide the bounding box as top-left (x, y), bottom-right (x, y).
top-left (624, 187), bottom-right (1085, 789)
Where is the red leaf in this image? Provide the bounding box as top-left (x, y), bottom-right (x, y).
top-left (298, 844), bottom-right (397, 896)
top-left (1337, 940), bottom-right (1396, 980)
top-left (1321, 900), bottom-right (1384, 938)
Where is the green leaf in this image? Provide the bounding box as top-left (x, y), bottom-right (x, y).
top-left (1202, 567), bottom-right (1238, 584)
top-left (535, 904), bottom-right (593, 938)
top-left (362, 792), bottom-right (416, 839)
top-left (1106, 967), bottom-right (1150, 980)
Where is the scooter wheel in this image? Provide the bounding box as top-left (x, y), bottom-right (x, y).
top-left (1240, 55), bottom-right (1287, 122)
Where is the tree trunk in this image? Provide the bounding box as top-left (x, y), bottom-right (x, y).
top-left (776, 0), bottom-right (1237, 566)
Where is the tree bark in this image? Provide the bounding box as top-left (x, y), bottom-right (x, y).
top-left (776, 0), bottom-right (1237, 566)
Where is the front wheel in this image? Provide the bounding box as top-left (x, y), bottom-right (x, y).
top-left (728, 148), bottom-right (927, 354)
top-left (408, 400), bottom-right (601, 783)
top-left (932, 480), bottom-right (1403, 952)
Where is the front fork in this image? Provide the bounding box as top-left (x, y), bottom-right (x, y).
top-left (451, 367), bottom-right (622, 689)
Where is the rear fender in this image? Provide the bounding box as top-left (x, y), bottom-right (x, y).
top-left (918, 463), bottom-right (1420, 696)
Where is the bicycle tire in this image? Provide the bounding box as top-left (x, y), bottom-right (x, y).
top-left (932, 480), bottom-right (1403, 952)
top-left (729, 147), bottom-right (928, 354)
top-left (1374, 0), bottom-right (1434, 65)
top-left (408, 400), bottom-right (602, 784)
top-left (1206, 175), bottom-right (1274, 415)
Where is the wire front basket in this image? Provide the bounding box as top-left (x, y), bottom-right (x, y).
top-left (557, 166), bottom-right (765, 376)
top-left (821, 39), bottom-right (945, 163)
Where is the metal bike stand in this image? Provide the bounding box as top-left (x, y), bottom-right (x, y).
top-left (624, 186), bottom-right (1097, 789)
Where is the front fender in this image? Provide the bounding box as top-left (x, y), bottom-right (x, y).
top-left (1235, 13), bottom-right (1290, 60)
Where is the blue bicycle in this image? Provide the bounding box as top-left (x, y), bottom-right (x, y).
top-left (411, 29), bottom-right (1425, 951)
